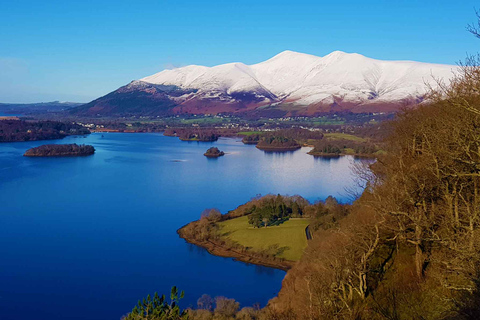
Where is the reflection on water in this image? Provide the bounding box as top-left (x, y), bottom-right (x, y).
top-left (261, 150), bottom-right (297, 158)
top-left (312, 155), bottom-right (342, 163)
top-left (254, 265), bottom-right (276, 276)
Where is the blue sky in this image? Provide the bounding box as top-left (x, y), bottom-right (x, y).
top-left (1, 0), bottom-right (479, 103)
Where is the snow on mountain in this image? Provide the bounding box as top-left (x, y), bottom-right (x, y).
top-left (74, 51), bottom-right (457, 117)
top-left (141, 50), bottom-right (456, 108)
top-left (141, 62), bottom-right (277, 102)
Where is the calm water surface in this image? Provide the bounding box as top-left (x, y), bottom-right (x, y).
top-left (0, 133), bottom-right (365, 320)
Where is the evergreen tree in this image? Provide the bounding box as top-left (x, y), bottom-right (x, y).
top-left (125, 287), bottom-right (188, 320)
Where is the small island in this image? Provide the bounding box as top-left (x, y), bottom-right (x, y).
top-left (204, 147), bottom-right (225, 157)
top-left (256, 136), bottom-right (301, 151)
top-left (24, 144), bottom-right (95, 157)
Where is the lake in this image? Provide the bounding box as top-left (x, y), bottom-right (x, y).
top-left (0, 133), bottom-right (366, 320)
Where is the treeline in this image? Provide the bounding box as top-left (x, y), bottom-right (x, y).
top-left (241, 134), bottom-right (261, 144)
top-left (256, 136), bottom-right (301, 151)
top-left (308, 138), bottom-right (379, 156)
top-left (24, 144), bottom-right (95, 157)
top-left (0, 120), bottom-right (90, 142)
top-left (274, 128), bottom-right (324, 141)
top-left (242, 128), bottom-right (324, 146)
top-left (164, 128), bottom-right (220, 141)
top-left (126, 288), bottom-right (258, 320)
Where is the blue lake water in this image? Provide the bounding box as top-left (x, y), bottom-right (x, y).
top-left (0, 133), bottom-right (366, 320)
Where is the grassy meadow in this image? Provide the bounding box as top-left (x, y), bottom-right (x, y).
top-left (218, 216), bottom-right (310, 261)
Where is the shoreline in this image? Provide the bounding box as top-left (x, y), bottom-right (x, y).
top-left (308, 151), bottom-right (378, 158)
top-left (256, 145), bottom-right (302, 152)
top-left (177, 226), bottom-right (294, 271)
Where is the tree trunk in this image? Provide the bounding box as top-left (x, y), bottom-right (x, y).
top-left (415, 224), bottom-right (424, 278)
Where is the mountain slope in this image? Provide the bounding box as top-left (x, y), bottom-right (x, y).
top-left (71, 51), bottom-right (456, 117)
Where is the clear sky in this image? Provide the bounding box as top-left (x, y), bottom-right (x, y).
top-left (1, 0), bottom-right (479, 103)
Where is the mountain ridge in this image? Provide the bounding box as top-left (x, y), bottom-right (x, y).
top-left (72, 50), bottom-right (457, 117)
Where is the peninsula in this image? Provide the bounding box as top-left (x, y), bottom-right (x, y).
top-left (0, 120), bottom-right (90, 142)
top-left (177, 195), bottom-right (329, 270)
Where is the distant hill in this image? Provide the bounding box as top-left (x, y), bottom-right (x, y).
top-left (0, 101), bottom-right (82, 115)
top-left (69, 51), bottom-right (457, 118)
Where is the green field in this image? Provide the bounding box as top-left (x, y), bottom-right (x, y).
top-left (179, 117), bottom-right (227, 125)
top-left (237, 131), bottom-right (263, 136)
top-left (218, 216), bottom-right (310, 261)
top-left (323, 132), bottom-right (367, 142)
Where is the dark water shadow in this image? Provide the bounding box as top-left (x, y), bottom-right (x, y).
top-left (312, 155), bottom-right (341, 163)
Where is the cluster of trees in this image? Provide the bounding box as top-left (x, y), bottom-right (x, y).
top-left (242, 128), bottom-right (325, 146)
top-left (241, 134), bottom-right (261, 144)
top-left (246, 195), bottom-right (305, 227)
top-left (180, 208), bottom-right (223, 242)
top-left (125, 289), bottom-right (275, 320)
top-left (0, 120), bottom-right (90, 142)
top-left (309, 139), bottom-right (379, 156)
top-left (124, 287), bottom-right (187, 320)
top-left (274, 128), bottom-right (324, 141)
top-left (23, 144), bottom-right (95, 157)
top-left (256, 136), bottom-right (301, 151)
top-left (164, 128), bottom-right (219, 141)
top-left (187, 295), bottom-right (246, 320)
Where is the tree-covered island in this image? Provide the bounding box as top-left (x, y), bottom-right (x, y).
top-left (24, 144), bottom-right (95, 157)
top-left (204, 147), bottom-right (225, 157)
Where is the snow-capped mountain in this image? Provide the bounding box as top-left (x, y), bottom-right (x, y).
top-left (73, 51), bottom-right (456, 117)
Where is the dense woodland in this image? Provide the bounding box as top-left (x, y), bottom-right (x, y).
top-left (0, 120), bottom-right (90, 142)
top-left (24, 144), bottom-right (95, 157)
